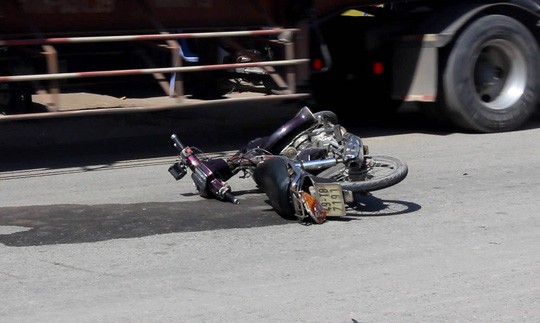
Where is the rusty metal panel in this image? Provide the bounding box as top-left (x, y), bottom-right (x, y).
top-left (0, 0), bottom-right (396, 38)
top-left (0, 0), bottom-right (289, 38)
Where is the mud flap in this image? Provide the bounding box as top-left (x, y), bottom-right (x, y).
top-left (253, 156), bottom-right (296, 218)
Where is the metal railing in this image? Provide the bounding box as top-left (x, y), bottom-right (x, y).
top-left (0, 28), bottom-right (308, 111)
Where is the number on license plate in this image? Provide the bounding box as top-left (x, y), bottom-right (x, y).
top-left (312, 183), bottom-right (346, 216)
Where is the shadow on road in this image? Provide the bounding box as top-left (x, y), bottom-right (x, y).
top-left (2, 100), bottom-right (539, 173)
top-left (0, 100), bottom-right (301, 171)
top-left (0, 193), bottom-right (420, 246)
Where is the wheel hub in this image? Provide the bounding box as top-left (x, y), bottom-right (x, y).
top-left (473, 39), bottom-right (527, 110)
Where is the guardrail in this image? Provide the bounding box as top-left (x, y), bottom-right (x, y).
top-left (0, 27), bottom-right (308, 111)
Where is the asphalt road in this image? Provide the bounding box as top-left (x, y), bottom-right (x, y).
top-left (1, 102), bottom-right (539, 322)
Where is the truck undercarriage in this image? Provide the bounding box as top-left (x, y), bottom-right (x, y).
top-left (2, 0), bottom-right (540, 132)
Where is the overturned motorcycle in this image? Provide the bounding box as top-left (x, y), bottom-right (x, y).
top-left (168, 106), bottom-right (408, 224)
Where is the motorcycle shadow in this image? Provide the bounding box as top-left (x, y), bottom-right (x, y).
top-left (327, 193), bottom-right (421, 222)
top-left (180, 188), bottom-right (261, 198)
top-left (238, 187), bottom-right (422, 222)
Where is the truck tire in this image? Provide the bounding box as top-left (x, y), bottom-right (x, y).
top-left (442, 14), bottom-right (539, 132)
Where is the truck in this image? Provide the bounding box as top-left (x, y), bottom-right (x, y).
top-left (308, 0), bottom-right (540, 133)
top-left (1, 0), bottom-right (540, 133)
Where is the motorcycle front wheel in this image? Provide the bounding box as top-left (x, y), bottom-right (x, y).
top-left (316, 155), bottom-right (408, 193)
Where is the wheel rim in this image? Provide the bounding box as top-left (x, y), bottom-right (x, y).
top-left (320, 157), bottom-right (398, 182)
top-left (473, 39), bottom-right (527, 110)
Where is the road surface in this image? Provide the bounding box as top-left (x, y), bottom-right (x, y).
top-left (1, 102), bottom-right (539, 322)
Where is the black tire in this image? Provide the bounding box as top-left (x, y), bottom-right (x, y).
top-left (441, 14), bottom-right (540, 132)
top-left (316, 155), bottom-right (408, 193)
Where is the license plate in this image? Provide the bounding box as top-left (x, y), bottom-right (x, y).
top-left (312, 183), bottom-right (346, 216)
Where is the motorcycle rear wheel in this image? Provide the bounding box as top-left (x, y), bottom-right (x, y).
top-left (317, 155), bottom-right (408, 193)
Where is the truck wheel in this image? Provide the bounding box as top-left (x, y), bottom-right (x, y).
top-left (442, 15), bottom-right (539, 132)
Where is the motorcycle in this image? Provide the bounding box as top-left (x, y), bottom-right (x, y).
top-left (168, 106), bottom-right (408, 224)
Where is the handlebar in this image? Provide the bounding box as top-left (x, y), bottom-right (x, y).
top-left (170, 133), bottom-right (240, 205)
top-left (223, 191), bottom-right (240, 205)
top-left (171, 134), bottom-right (185, 151)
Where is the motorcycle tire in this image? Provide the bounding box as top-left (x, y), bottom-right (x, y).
top-left (316, 155), bottom-right (408, 193)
